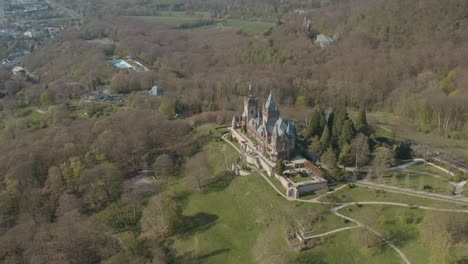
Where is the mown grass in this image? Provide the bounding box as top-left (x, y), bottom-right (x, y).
top-left (407, 163), bottom-right (452, 178)
top-left (341, 204), bottom-right (468, 264)
top-left (371, 171), bottom-right (452, 195)
top-left (164, 128), bottom-right (412, 263)
top-left (322, 185), bottom-right (468, 209)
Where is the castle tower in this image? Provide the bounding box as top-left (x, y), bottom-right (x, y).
top-left (262, 92), bottom-right (279, 128)
top-left (242, 84), bottom-right (258, 125)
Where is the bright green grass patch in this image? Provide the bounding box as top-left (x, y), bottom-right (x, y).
top-left (167, 132), bottom-right (405, 263)
top-left (371, 171), bottom-right (452, 195)
top-left (406, 163), bottom-right (452, 179)
top-left (322, 185), bottom-right (468, 209)
top-left (296, 229), bottom-right (401, 264)
top-left (170, 173), bottom-right (404, 264)
top-left (341, 204), bottom-right (468, 264)
top-left (131, 15), bottom-right (208, 26)
top-left (342, 204), bottom-right (428, 264)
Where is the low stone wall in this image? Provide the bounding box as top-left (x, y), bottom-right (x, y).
top-left (245, 154), bottom-right (257, 165)
top-left (296, 181), bottom-right (328, 194)
top-left (275, 173), bottom-right (327, 198)
top-left (275, 173), bottom-right (291, 190)
top-left (259, 157), bottom-right (274, 176)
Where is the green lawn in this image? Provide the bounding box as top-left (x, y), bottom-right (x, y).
top-left (341, 204), bottom-right (468, 264)
top-left (287, 173), bottom-right (314, 183)
top-left (406, 163), bottom-right (452, 179)
top-left (322, 185), bottom-right (468, 209)
top-left (165, 130), bottom-right (411, 263)
top-left (170, 172), bottom-right (408, 264)
top-left (372, 171), bottom-right (452, 195)
top-left (296, 229), bottom-right (401, 264)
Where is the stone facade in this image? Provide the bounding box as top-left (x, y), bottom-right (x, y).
top-left (233, 92), bottom-right (296, 161)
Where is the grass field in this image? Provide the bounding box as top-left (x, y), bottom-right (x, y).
top-left (371, 171), bottom-right (452, 195)
top-left (322, 185), bottom-right (468, 209)
top-left (406, 163), bottom-right (452, 179)
top-left (341, 204), bottom-right (468, 264)
top-left (165, 128), bottom-right (416, 263)
top-left (128, 12), bottom-right (275, 34)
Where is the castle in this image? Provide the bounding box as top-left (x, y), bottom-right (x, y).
top-left (232, 91), bottom-right (296, 161)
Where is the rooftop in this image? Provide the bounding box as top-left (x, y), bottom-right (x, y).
top-left (316, 34), bottom-right (334, 46)
top-left (112, 59), bottom-right (134, 70)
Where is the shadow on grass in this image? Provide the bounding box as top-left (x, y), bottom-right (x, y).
top-left (172, 248), bottom-right (231, 264)
top-left (203, 171), bottom-right (236, 193)
top-left (178, 212), bottom-right (219, 237)
top-left (295, 252), bottom-right (328, 264)
top-left (173, 190), bottom-right (191, 208)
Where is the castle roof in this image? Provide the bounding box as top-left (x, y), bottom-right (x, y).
top-left (256, 124), bottom-right (264, 133)
top-left (265, 92), bottom-right (278, 113)
top-left (249, 118), bottom-right (255, 126)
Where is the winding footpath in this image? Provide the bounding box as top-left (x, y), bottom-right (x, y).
top-left (221, 133), bottom-right (468, 264)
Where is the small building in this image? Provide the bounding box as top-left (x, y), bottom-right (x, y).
top-left (316, 34), bottom-right (334, 47)
top-left (112, 59), bottom-right (134, 70)
top-left (12, 66), bottom-right (26, 75)
top-left (149, 85), bottom-right (164, 96)
top-left (279, 158), bottom-right (327, 198)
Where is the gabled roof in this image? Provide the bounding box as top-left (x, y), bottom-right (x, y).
top-left (272, 125), bottom-right (279, 137)
top-left (150, 85), bottom-right (164, 95)
top-left (256, 124), bottom-right (264, 134)
top-left (287, 121), bottom-right (296, 137)
top-left (256, 116), bottom-right (261, 126)
top-left (325, 108), bottom-right (333, 122)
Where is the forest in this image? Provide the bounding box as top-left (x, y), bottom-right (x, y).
top-left (0, 0), bottom-right (467, 263)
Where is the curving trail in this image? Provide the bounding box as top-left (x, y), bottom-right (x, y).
top-left (221, 133), bottom-right (468, 264)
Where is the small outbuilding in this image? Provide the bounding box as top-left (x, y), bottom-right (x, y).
top-left (149, 85), bottom-right (164, 96)
top-left (316, 34), bottom-right (334, 47)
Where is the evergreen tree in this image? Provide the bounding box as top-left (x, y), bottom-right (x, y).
top-left (355, 108), bottom-right (369, 135)
top-left (331, 107), bottom-right (347, 146)
top-left (321, 147), bottom-right (337, 169)
top-left (338, 143), bottom-right (353, 168)
top-left (321, 147), bottom-right (343, 182)
top-left (308, 136), bottom-right (321, 154)
top-left (304, 106), bottom-right (326, 140)
top-left (275, 159), bottom-right (285, 175)
top-left (319, 124), bottom-right (331, 154)
top-left (338, 119), bottom-right (356, 150)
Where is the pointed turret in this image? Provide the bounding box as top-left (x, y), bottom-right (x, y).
top-left (232, 115), bottom-right (236, 128)
top-left (286, 121), bottom-right (295, 137)
top-left (265, 92), bottom-right (277, 113)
